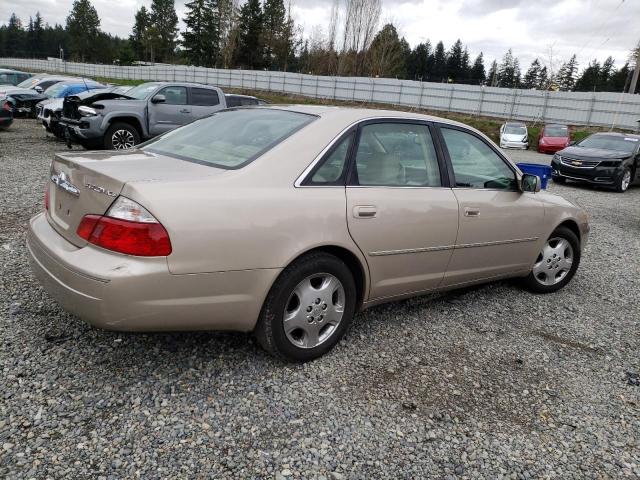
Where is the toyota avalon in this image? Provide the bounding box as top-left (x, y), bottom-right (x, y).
top-left (28, 106), bottom-right (589, 361)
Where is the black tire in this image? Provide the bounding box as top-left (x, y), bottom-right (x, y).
top-left (522, 226), bottom-right (580, 294)
top-left (104, 122), bottom-right (141, 150)
top-left (552, 175), bottom-right (566, 184)
top-left (254, 252), bottom-right (357, 362)
top-left (615, 167), bottom-right (632, 193)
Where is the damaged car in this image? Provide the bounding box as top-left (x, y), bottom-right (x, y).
top-left (2, 88), bottom-right (48, 118)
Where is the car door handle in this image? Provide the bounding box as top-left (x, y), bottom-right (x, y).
top-left (464, 207), bottom-right (480, 217)
top-left (353, 205), bottom-right (377, 218)
top-left (179, 108), bottom-right (191, 113)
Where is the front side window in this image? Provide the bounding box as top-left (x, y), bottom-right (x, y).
top-left (191, 87), bottom-right (220, 106)
top-left (143, 109), bottom-right (316, 169)
top-left (441, 127), bottom-right (516, 190)
top-left (157, 86), bottom-right (187, 105)
top-left (308, 133), bottom-right (354, 185)
top-left (353, 123), bottom-right (441, 187)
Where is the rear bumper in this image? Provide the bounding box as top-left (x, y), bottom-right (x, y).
top-left (538, 144), bottom-right (565, 154)
top-left (27, 212), bottom-right (279, 332)
top-left (500, 141), bottom-right (528, 149)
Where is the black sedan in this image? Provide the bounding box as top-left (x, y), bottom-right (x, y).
top-left (551, 132), bottom-right (640, 192)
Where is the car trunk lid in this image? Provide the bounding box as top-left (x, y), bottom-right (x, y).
top-left (47, 149), bottom-right (225, 247)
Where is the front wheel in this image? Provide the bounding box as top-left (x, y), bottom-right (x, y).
top-left (522, 226), bottom-right (580, 293)
top-left (255, 252), bottom-right (357, 362)
top-left (615, 167), bottom-right (632, 193)
top-left (104, 122), bottom-right (140, 150)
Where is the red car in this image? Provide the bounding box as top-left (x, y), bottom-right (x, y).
top-left (538, 124), bottom-right (570, 154)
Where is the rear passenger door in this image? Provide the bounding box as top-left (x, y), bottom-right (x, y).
top-left (345, 120), bottom-right (459, 300)
top-left (189, 87), bottom-right (222, 120)
top-left (148, 86), bottom-right (189, 136)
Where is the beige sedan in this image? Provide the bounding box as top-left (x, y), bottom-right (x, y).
top-left (28, 106), bottom-right (589, 361)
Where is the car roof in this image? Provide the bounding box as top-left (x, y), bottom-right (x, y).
top-left (225, 94), bottom-right (257, 99)
top-left (254, 104), bottom-right (474, 129)
top-left (0, 68), bottom-right (29, 74)
top-left (52, 80), bottom-right (101, 87)
top-left (139, 81), bottom-right (218, 88)
top-left (544, 123), bottom-right (568, 128)
top-left (504, 122), bottom-right (526, 127)
top-left (591, 131), bottom-right (640, 139)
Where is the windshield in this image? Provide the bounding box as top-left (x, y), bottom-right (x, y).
top-left (125, 83), bottom-right (160, 100)
top-left (544, 125), bottom-right (568, 137)
top-left (504, 125), bottom-right (526, 136)
top-left (577, 135), bottom-right (638, 154)
top-left (16, 74), bottom-right (43, 88)
top-left (44, 83), bottom-right (68, 98)
top-left (143, 109), bottom-right (316, 169)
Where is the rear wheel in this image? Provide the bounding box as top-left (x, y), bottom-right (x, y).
top-left (104, 122), bottom-right (140, 150)
top-left (522, 226), bottom-right (580, 293)
top-left (615, 167), bottom-right (632, 193)
top-left (255, 252), bottom-right (357, 362)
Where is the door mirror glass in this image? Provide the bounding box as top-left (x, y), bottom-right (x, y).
top-left (34, 85), bottom-right (43, 93)
top-left (521, 173), bottom-right (540, 192)
top-left (151, 94), bottom-right (166, 104)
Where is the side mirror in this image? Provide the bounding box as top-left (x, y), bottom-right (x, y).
top-left (521, 174), bottom-right (541, 193)
top-left (34, 85), bottom-right (43, 93)
top-left (151, 94), bottom-right (166, 104)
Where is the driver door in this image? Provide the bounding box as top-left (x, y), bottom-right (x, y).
top-left (437, 125), bottom-right (545, 286)
top-left (148, 86), bottom-right (190, 136)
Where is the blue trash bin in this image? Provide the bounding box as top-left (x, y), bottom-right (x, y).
top-left (516, 163), bottom-right (552, 190)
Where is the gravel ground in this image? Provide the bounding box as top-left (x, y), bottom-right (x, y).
top-left (1, 119), bottom-right (639, 479)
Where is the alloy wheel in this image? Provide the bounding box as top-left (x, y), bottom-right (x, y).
top-left (111, 129), bottom-right (136, 149)
top-left (620, 169), bottom-right (631, 192)
top-left (532, 237), bottom-right (574, 286)
top-left (283, 273), bottom-right (345, 349)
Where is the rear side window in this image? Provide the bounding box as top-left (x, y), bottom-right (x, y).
top-left (225, 95), bottom-right (241, 107)
top-left (191, 87), bottom-right (220, 106)
top-left (353, 123), bottom-right (441, 187)
top-left (307, 133), bottom-right (354, 185)
top-left (38, 80), bottom-right (58, 91)
top-left (241, 97), bottom-right (258, 106)
top-left (143, 109), bottom-right (316, 169)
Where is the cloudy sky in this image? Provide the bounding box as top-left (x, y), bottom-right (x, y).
top-left (4, 0), bottom-right (639, 70)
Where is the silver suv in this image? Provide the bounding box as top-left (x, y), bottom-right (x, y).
top-left (59, 82), bottom-right (226, 149)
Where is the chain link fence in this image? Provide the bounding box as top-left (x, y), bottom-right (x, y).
top-left (3, 57), bottom-right (640, 131)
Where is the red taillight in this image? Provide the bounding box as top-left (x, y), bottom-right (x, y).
top-left (77, 215), bottom-right (172, 256)
top-left (44, 184), bottom-right (50, 210)
top-left (2, 101), bottom-right (11, 112)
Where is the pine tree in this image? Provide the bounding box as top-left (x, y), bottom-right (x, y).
top-left (182, 0), bottom-right (220, 67)
top-left (407, 41), bottom-right (431, 80)
top-left (235, 0), bottom-right (263, 69)
top-left (557, 54), bottom-right (578, 91)
top-left (537, 65), bottom-right (549, 90)
top-left (150, 0), bottom-right (179, 62)
top-left (130, 7), bottom-right (151, 61)
top-left (66, 0), bottom-right (101, 61)
top-left (522, 59), bottom-right (541, 89)
top-left (598, 56), bottom-right (614, 87)
top-left (497, 49), bottom-right (520, 88)
top-left (446, 39), bottom-right (464, 82)
top-left (470, 53), bottom-right (486, 84)
top-left (487, 59), bottom-right (498, 86)
top-left (366, 23), bottom-right (406, 78)
top-left (432, 41), bottom-right (447, 82)
top-left (574, 60), bottom-right (600, 91)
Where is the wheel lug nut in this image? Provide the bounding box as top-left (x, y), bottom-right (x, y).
top-left (315, 298), bottom-right (321, 304)
top-left (306, 306), bottom-right (312, 312)
top-left (308, 316), bottom-right (314, 322)
top-left (322, 304), bottom-right (327, 310)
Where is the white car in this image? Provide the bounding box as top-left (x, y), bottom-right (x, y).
top-left (500, 122), bottom-right (529, 149)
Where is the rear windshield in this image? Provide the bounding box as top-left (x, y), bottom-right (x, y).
top-left (544, 125), bottom-right (568, 137)
top-left (578, 135), bottom-right (638, 154)
top-left (142, 109), bottom-right (316, 169)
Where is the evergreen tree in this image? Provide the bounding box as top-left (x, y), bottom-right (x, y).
top-left (406, 41), bottom-right (432, 80)
top-left (556, 54), bottom-right (578, 91)
top-left (610, 63), bottom-right (632, 92)
top-left (65, 0), bottom-right (101, 61)
top-left (235, 0), bottom-right (263, 68)
top-left (5, 13), bottom-right (26, 56)
top-left (27, 12), bottom-right (44, 56)
top-left (537, 65), bottom-right (549, 90)
top-left (130, 6), bottom-right (151, 61)
top-left (497, 49), bottom-right (520, 88)
top-left (182, 0), bottom-right (220, 67)
top-left (574, 60), bottom-right (600, 91)
top-left (150, 0), bottom-right (179, 62)
top-left (470, 52), bottom-right (486, 84)
top-left (446, 39), bottom-right (464, 81)
top-left (598, 56), bottom-right (614, 86)
top-left (522, 59), bottom-right (541, 89)
top-left (432, 41), bottom-right (447, 82)
top-left (262, 0), bottom-right (285, 69)
top-left (366, 23), bottom-right (406, 78)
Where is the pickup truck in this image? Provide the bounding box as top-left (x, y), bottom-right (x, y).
top-left (59, 82), bottom-right (226, 149)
